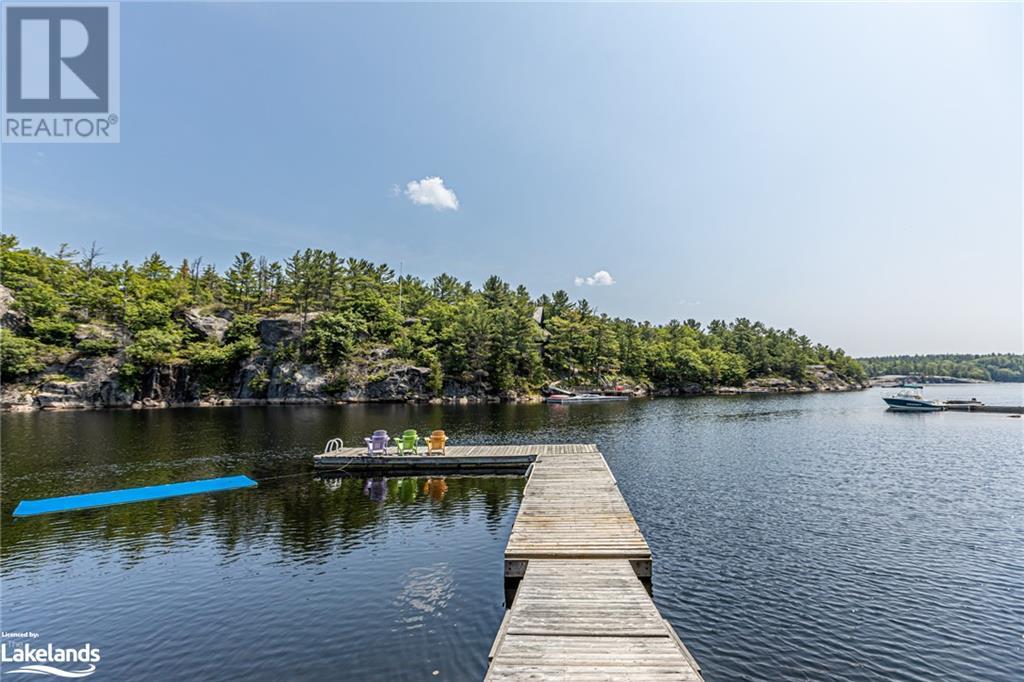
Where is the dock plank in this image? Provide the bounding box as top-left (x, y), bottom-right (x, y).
top-left (487, 560), bottom-right (701, 680)
top-left (487, 446), bottom-right (701, 680)
top-left (504, 449), bottom-right (652, 564)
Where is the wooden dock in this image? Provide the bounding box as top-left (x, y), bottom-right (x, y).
top-left (490, 444), bottom-right (701, 680)
top-left (315, 443), bottom-right (702, 680)
top-left (503, 444), bottom-right (651, 579)
top-left (487, 559), bottom-right (702, 680)
top-left (314, 444), bottom-right (539, 473)
top-left (940, 403), bottom-right (1024, 414)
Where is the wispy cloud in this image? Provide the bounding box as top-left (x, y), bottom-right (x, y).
top-left (574, 270), bottom-right (615, 287)
top-left (403, 176), bottom-right (459, 211)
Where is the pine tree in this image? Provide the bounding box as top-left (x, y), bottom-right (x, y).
top-left (225, 252), bottom-right (259, 313)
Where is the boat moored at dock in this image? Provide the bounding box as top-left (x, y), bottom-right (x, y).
top-left (883, 389), bottom-right (942, 412)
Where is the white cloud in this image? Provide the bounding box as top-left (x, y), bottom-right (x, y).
top-left (574, 270), bottom-right (615, 287)
top-left (404, 176), bottom-right (459, 211)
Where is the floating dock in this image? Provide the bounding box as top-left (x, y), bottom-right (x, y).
top-left (939, 403), bottom-right (1023, 414)
top-left (12, 475), bottom-right (257, 517)
top-left (316, 443), bottom-right (703, 680)
top-left (314, 444), bottom-right (537, 473)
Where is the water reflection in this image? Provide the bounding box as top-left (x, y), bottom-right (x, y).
top-left (7, 474), bottom-right (525, 570)
top-left (351, 476), bottom-right (451, 504)
top-left (363, 477), bottom-right (389, 503)
top-left (423, 478), bottom-right (449, 501)
top-left (396, 563), bottom-right (454, 617)
top-left (1, 465), bottom-right (522, 680)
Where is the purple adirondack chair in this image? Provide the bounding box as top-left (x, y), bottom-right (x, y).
top-left (364, 430), bottom-right (390, 455)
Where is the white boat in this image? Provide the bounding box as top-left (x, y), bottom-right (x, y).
top-left (883, 389), bottom-right (942, 412)
top-left (545, 393), bottom-right (629, 404)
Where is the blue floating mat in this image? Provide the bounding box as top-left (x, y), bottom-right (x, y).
top-left (12, 475), bottom-right (257, 517)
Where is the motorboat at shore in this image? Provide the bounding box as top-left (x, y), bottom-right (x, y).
top-left (545, 392), bottom-right (630, 404)
top-left (883, 389), bottom-right (942, 412)
top-left (543, 384), bottom-right (633, 404)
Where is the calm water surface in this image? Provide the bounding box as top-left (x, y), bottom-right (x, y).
top-left (2, 385), bottom-right (1022, 680)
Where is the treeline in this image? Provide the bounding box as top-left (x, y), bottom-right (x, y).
top-left (857, 354), bottom-right (1024, 382)
top-left (0, 236), bottom-right (866, 392)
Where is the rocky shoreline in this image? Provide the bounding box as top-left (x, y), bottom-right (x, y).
top-left (2, 294), bottom-right (867, 412)
top-left (1, 360), bottom-right (865, 412)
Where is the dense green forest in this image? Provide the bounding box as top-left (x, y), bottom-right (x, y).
top-left (0, 236), bottom-right (865, 394)
top-left (857, 354), bottom-right (1024, 382)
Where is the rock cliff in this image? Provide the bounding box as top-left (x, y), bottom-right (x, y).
top-left (1, 311), bottom-right (501, 411)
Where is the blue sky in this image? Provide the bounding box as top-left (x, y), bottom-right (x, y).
top-left (2, 2), bottom-right (1020, 356)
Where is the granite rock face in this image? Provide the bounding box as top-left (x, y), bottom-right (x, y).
top-left (0, 284), bottom-right (27, 332)
top-left (137, 365), bottom-right (201, 406)
top-left (182, 308), bottom-right (232, 343)
top-left (265, 362), bottom-right (330, 402)
top-left (340, 365), bottom-right (432, 402)
top-left (73, 323), bottom-right (117, 345)
top-left (2, 357), bottom-right (134, 410)
top-left (235, 357), bottom-right (272, 400)
top-left (258, 314), bottom-right (319, 350)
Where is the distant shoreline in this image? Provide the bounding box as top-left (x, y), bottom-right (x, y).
top-left (857, 354), bottom-right (1023, 383)
top-left (868, 375), bottom-right (989, 387)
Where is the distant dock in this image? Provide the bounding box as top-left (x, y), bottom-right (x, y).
top-left (315, 443), bottom-right (703, 680)
top-left (939, 403), bottom-right (1023, 414)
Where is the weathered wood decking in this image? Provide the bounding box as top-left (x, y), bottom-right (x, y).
top-left (487, 559), bottom-right (702, 680)
top-left (314, 443), bottom-right (702, 680)
top-left (490, 444), bottom-right (701, 680)
top-left (503, 445), bottom-right (652, 579)
top-left (314, 444), bottom-right (539, 472)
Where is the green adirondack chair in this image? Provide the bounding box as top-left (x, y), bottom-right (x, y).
top-left (395, 429), bottom-right (421, 455)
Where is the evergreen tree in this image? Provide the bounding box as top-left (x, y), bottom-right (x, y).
top-left (225, 252), bottom-right (259, 313)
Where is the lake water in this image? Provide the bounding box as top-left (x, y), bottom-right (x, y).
top-left (2, 385), bottom-right (1022, 680)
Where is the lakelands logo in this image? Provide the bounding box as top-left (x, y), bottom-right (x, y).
top-left (1, 641), bottom-right (100, 677)
top-left (2, 2), bottom-right (120, 142)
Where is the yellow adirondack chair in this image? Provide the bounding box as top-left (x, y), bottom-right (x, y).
top-left (427, 430), bottom-right (448, 455)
